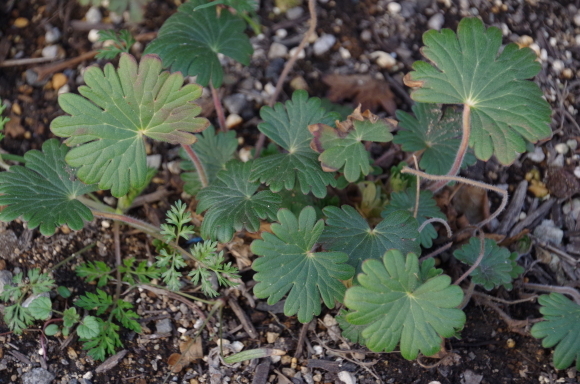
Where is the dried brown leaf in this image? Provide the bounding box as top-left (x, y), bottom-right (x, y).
top-left (323, 74), bottom-right (396, 114)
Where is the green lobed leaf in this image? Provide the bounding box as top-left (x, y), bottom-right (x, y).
top-left (180, 126), bottom-right (238, 195)
top-left (44, 324), bottom-right (60, 336)
top-left (144, 0), bottom-right (253, 87)
top-left (75, 290), bottom-right (114, 315)
top-left (0, 139), bottom-right (96, 235)
top-left (252, 207), bottom-right (354, 323)
top-left (82, 319), bottom-right (121, 361)
top-left (405, 17), bottom-right (552, 165)
top-left (51, 53), bottom-right (209, 197)
top-left (27, 296), bottom-right (52, 320)
top-left (77, 315), bottom-right (102, 339)
top-left (345, 249), bottom-right (465, 359)
top-left (197, 160), bottom-right (281, 242)
top-left (382, 188), bottom-right (445, 248)
top-left (309, 110), bottom-right (395, 182)
top-left (453, 238), bottom-right (523, 290)
top-left (250, 90), bottom-right (339, 198)
top-left (531, 293), bottom-right (580, 370)
top-left (393, 103), bottom-right (476, 175)
top-left (4, 305), bottom-right (34, 334)
top-left (63, 308), bottom-right (80, 328)
top-left (76, 261), bottom-right (113, 287)
top-left (320, 205), bottom-right (420, 274)
top-left (336, 309), bottom-right (366, 344)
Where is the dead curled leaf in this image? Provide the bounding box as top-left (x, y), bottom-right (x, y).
top-left (167, 337), bottom-right (204, 373)
top-left (323, 74), bottom-right (396, 114)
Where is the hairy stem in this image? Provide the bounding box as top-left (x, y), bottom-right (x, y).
top-left (524, 283), bottom-right (580, 305)
top-left (210, 83), bottom-right (227, 133)
top-left (51, 243), bottom-right (96, 271)
top-left (255, 0), bottom-right (317, 158)
top-left (401, 166), bottom-right (508, 230)
top-left (418, 217), bottom-right (452, 238)
top-left (429, 105), bottom-right (471, 192)
top-left (181, 143), bottom-right (208, 188)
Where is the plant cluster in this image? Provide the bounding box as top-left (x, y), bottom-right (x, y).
top-left (1, 0), bottom-right (579, 373)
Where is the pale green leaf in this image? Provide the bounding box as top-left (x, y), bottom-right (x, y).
top-left (320, 205), bottom-right (420, 273)
top-left (27, 296), bottom-right (52, 320)
top-left (252, 207), bottom-right (354, 323)
top-left (345, 250), bottom-right (465, 359)
top-left (51, 53), bottom-right (209, 197)
top-left (197, 160), bottom-right (281, 242)
top-left (405, 17), bottom-right (552, 165)
top-left (144, 0), bottom-right (253, 87)
top-left (78, 315), bottom-right (102, 339)
top-left (531, 293), bottom-right (580, 370)
top-left (250, 90), bottom-right (339, 198)
top-left (0, 139), bottom-right (96, 235)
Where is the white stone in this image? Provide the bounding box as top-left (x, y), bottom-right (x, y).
top-left (264, 82), bottom-right (276, 96)
top-left (238, 147), bottom-right (252, 162)
top-left (519, 211), bottom-right (527, 220)
top-left (574, 13), bottom-right (580, 27)
top-left (177, 327), bottom-right (187, 334)
top-left (313, 34), bottom-right (336, 56)
top-left (527, 147), bottom-right (545, 163)
top-left (338, 371), bottom-right (356, 384)
top-left (289, 46), bottom-right (306, 59)
top-left (550, 153), bottom-right (565, 168)
top-left (270, 355), bottom-right (281, 363)
top-left (567, 139), bottom-right (578, 151)
top-left (275, 28), bottom-right (288, 39)
top-left (41, 45), bottom-right (59, 59)
top-left (533, 220), bottom-right (564, 245)
top-left (86, 6), bottom-right (102, 24)
top-left (286, 6), bottom-right (304, 20)
top-left (360, 29), bottom-right (372, 42)
top-left (109, 11), bottom-right (124, 24)
top-left (146, 154), bottom-right (162, 169)
top-left (555, 142), bottom-right (569, 154)
top-left (427, 13), bottom-right (444, 31)
top-left (101, 220), bottom-right (110, 228)
top-left (313, 345), bottom-right (323, 355)
top-left (540, 48), bottom-right (548, 62)
top-left (225, 113), bottom-right (243, 129)
top-left (552, 60), bottom-right (565, 74)
top-left (370, 51), bottom-right (396, 69)
top-left (574, 166), bottom-right (580, 179)
top-left (231, 341), bottom-right (244, 352)
top-left (88, 29), bottom-right (101, 43)
top-left (83, 372), bottom-right (93, 380)
top-left (339, 47), bottom-right (351, 59)
top-left (57, 84), bottom-right (70, 95)
top-left (268, 42), bottom-right (288, 59)
top-left (387, 2), bottom-right (401, 14)
top-left (45, 27), bottom-right (61, 44)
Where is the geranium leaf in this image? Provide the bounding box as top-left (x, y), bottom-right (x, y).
top-left (320, 205), bottom-right (420, 273)
top-left (77, 316), bottom-right (102, 339)
top-left (453, 238), bottom-right (523, 290)
top-left (382, 188), bottom-right (445, 248)
top-left (393, 103), bottom-right (476, 175)
top-left (250, 90), bottom-right (339, 198)
top-left (196, 160), bottom-right (281, 242)
top-left (336, 309), bottom-right (366, 344)
top-left (51, 53), bottom-right (209, 197)
top-left (404, 17), bottom-right (552, 165)
top-left (180, 126), bottom-right (238, 195)
top-left (531, 293), bottom-right (580, 370)
top-left (345, 250), bottom-right (465, 359)
top-left (252, 207), bottom-right (354, 323)
top-left (144, 0), bottom-right (253, 87)
top-left (0, 139), bottom-right (96, 235)
top-left (27, 296), bottom-right (52, 320)
top-left (309, 107), bottom-right (395, 182)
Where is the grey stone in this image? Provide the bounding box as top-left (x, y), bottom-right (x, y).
top-left (0, 229), bottom-right (19, 261)
top-left (0, 270), bottom-right (13, 296)
top-left (22, 368), bottom-right (55, 384)
top-left (268, 42), bottom-right (288, 59)
top-left (155, 318), bottom-right (172, 334)
top-left (313, 34), bottom-right (336, 56)
top-left (427, 13), bottom-right (444, 31)
top-left (286, 6), bottom-right (304, 20)
top-left (223, 93), bottom-right (248, 115)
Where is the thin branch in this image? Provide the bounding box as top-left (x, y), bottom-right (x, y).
top-left (418, 217), bottom-right (452, 238)
top-left (210, 84), bottom-right (227, 132)
top-left (401, 166), bottom-right (508, 230)
top-left (524, 283), bottom-right (580, 305)
top-left (454, 229), bottom-right (485, 285)
top-left (412, 155), bottom-right (420, 219)
top-left (429, 104), bottom-right (471, 192)
top-left (180, 143), bottom-right (208, 188)
top-left (420, 241), bottom-right (453, 261)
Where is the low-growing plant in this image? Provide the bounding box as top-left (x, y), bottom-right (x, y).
top-left (1, 1), bottom-right (578, 373)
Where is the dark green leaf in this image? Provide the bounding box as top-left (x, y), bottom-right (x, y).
top-left (531, 293), bottom-right (580, 370)
top-left (345, 249), bottom-right (465, 359)
top-left (251, 90), bottom-right (339, 198)
top-left (320, 205), bottom-right (420, 273)
top-left (144, 0), bottom-right (253, 87)
top-left (405, 17), bottom-right (552, 165)
top-left (76, 290), bottom-right (113, 315)
top-left (252, 207), bottom-right (354, 323)
top-left (180, 126), bottom-right (238, 195)
top-left (393, 103), bottom-right (476, 175)
top-left (0, 139), bottom-right (95, 235)
top-left (51, 53), bottom-right (209, 197)
top-left (197, 160), bottom-right (281, 242)
top-left (453, 238), bottom-right (523, 290)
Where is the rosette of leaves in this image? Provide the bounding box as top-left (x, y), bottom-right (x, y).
top-left (0, 139), bottom-right (96, 235)
top-left (180, 126), bottom-right (238, 195)
top-left (453, 238), bottom-right (523, 290)
top-left (144, 0), bottom-right (253, 88)
top-left (393, 103), bottom-right (476, 175)
top-left (531, 293), bottom-right (580, 370)
top-left (319, 205), bottom-right (420, 273)
top-left (404, 17), bottom-right (552, 165)
top-left (344, 250), bottom-right (465, 359)
top-left (250, 90), bottom-right (340, 198)
top-left (252, 206), bottom-right (354, 323)
top-left (382, 188), bottom-right (444, 248)
top-left (51, 54), bottom-right (209, 197)
top-left (196, 160), bottom-right (281, 242)
top-left (309, 106), bottom-right (395, 182)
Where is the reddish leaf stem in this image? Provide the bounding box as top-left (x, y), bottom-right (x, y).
top-left (210, 83), bottom-right (227, 133)
top-left (524, 283), bottom-right (580, 305)
top-left (181, 143), bottom-right (208, 188)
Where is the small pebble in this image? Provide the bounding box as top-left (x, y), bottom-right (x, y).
top-left (574, 13), bottom-right (580, 27)
top-left (506, 338), bottom-right (516, 348)
top-left (41, 45), bottom-right (60, 59)
top-left (286, 6), bottom-right (304, 20)
top-left (101, 220), bottom-right (111, 228)
top-left (225, 113), bottom-right (242, 129)
top-left (289, 46), bottom-right (305, 59)
top-left (275, 28), bottom-right (288, 39)
top-left (552, 60), bottom-right (564, 74)
top-left (360, 29), bottom-right (372, 42)
top-left (428, 13), bottom-right (445, 30)
top-left (109, 12), bottom-right (124, 24)
top-left (290, 75), bottom-right (308, 90)
top-left (313, 34), bottom-right (336, 56)
top-left (339, 47), bottom-right (351, 60)
top-left (337, 371), bottom-right (356, 384)
top-left (370, 51), bottom-right (396, 69)
top-left (51, 73), bottom-right (68, 91)
top-left (86, 6), bottom-right (102, 24)
top-left (555, 143), bottom-right (569, 154)
top-left (561, 68), bottom-right (574, 79)
top-left (574, 166), bottom-right (580, 179)
top-left (58, 84), bottom-right (70, 95)
top-left (533, 220), bottom-right (564, 245)
top-left (387, 2), bottom-right (401, 14)
top-left (87, 29), bottom-right (100, 43)
top-left (13, 17), bottom-right (29, 28)
top-left (231, 341), bottom-right (244, 352)
top-left (45, 27), bottom-right (61, 44)
top-left (266, 332), bottom-right (280, 343)
top-left (268, 42), bottom-right (288, 59)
